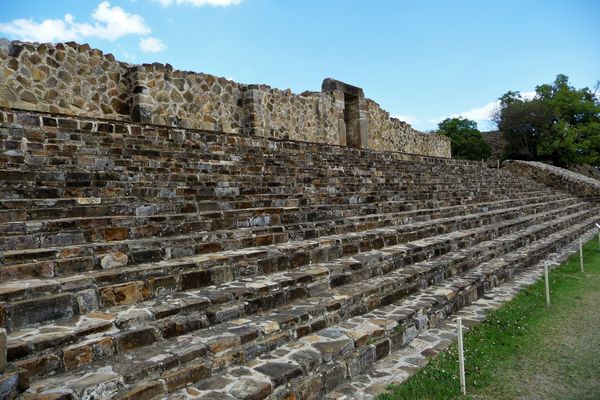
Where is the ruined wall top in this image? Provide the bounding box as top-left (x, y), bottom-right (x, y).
top-left (321, 78), bottom-right (365, 98)
top-left (0, 39), bottom-right (450, 158)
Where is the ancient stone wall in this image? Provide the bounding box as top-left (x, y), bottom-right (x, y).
top-left (131, 64), bottom-right (243, 133)
top-left (0, 39), bottom-right (451, 158)
top-left (0, 41), bottom-right (132, 121)
top-left (241, 86), bottom-right (342, 144)
top-left (367, 99), bottom-right (450, 158)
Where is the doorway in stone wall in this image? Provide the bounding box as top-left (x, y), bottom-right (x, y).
top-left (344, 92), bottom-right (361, 148)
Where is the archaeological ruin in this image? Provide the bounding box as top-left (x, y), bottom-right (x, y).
top-left (0, 40), bottom-right (599, 399)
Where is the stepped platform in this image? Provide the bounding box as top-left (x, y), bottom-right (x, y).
top-left (0, 109), bottom-right (599, 399)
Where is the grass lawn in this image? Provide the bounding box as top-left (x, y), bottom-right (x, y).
top-left (378, 238), bottom-right (600, 400)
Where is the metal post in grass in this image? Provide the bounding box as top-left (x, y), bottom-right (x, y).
top-left (544, 261), bottom-right (550, 305)
top-left (457, 317), bottom-right (466, 396)
top-left (579, 238), bottom-right (584, 272)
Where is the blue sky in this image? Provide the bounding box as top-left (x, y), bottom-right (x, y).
top-left (1, 0), bottom-right (598, 131)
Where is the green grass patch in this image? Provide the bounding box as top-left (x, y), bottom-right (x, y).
top-left (379, 238), bottom-right (600, 400)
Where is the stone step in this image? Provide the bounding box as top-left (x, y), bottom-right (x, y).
top-left (0, 176), bottom-right (532, 195)
top-left (1, 173), bottom-right (540, 200)
top-left (0, 194), bottom-right (573, 285)
top-left (0, 192), bottom-right (566, 266)
top-left (0, 189), bottom-right (552, 228)
top-left (0, 125), bottom-right (538, 193)
top-left (0, 125), bottom-right (515, 171)
top-left (0, 163), bottom-right (525, 181)
top-left (0, 197), bottom-right (583, 331)
top-left (8, 204), bottom-right (596, 385)
top-left (0, 191), bottom-right (562, 241)
top-left (21, 210), bottom-right (600, 398)
top-left (0, 163), bottom-right (529, 188)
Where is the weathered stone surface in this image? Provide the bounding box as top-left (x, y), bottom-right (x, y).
top-left (228, 378), bottom-right (272, 400)
top-left (321, 361), bottom-right (346, 392)
top-left (294, 375), bottom-right (322, 400)
top-left (10, 294), bottom-right (75, 330)
top-left (115, 327), bottom-right (157, 352)
top-left (308, 337), bottom-right (354, 362)
top-left (0, 369), bottom-right (20, 399)
top-left (100, 252), bottom-right (129, 269)
top-left (115, 381), bottom-right (165, 400)
top-left (62, 344), bottom-right (92, 371)
top-left (98, 282), bottom-right (146, 307)
top-left (254, 362), bottom-right (303, 386)
top-left (162, 362), bottom-right (210, 391)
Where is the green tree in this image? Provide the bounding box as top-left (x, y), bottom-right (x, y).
top-left (437, 117), bottom-right (491, 160)
top-left (495, 74), bottom-right (600, 166)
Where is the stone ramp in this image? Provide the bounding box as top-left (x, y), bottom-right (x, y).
top-left (504, 160), bottom-right (600, 199)
top-left (0, 109), bottom-right (598, 399)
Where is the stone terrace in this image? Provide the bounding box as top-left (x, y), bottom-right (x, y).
top-left (0, 108), bottom-right (599, 399)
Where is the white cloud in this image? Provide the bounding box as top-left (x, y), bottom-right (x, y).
top-left (452, 101), bottom-right (499, 124)
top-left (157, 0), bottom-right (242, 7)
top-left (430, 90), bottom-right (538, 130)
top-left (117, 44), bottom-right (137, 61)
top-left (140, 36), bottom-right (166, 53)
top-left (0, 1), bottom-right (150, 42)
top-left (521, 91), bottom-right (537, 100)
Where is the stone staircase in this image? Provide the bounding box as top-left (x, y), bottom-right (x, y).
top-left (0, 110), bottom-right (598, 399)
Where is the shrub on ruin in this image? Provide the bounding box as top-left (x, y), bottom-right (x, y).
top-left (436, 117), bottom-right (491, 160)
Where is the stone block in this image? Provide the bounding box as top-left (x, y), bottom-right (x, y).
top-left (98, 281), bottom-right (146, 307)
top-left (115, 381), bottom-right (165, 400)
top-left (345, 345), bottom-right (376, 378)
top-left (115, 327), bottom-right (157, 352)
top-left (229, 378), bottom-right (272, 400)
top-left (294, 375), bottom-right (322, 400)
top-left (321, 361), bottom-right (347, 392)
top-left (10, 294), bottom-right (75, 330)
top-left (0, 369), bottom-right (20, 400)
top-left (100, 252), bottom-right (129, 269)
top-left (254, 361), bottom-right (303, 387)
top-left (162, 361), bottom-right (210, 391)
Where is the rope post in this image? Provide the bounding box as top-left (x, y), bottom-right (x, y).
top-left (579, 238), bottom-right (584, 272)
top-left (544, 261), bottom-right (550, 306)
top-left (457, 317), bottom-right (466, 396)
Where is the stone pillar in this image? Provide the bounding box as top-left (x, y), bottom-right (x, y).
top-left (332, 91), bottom-right (346, 146)
top-left (129, 65), bottom-right (155, 125)
top-left (241, 85), bottom-right (268, 137)
top-left (321, 78), bottom-right (369, 149)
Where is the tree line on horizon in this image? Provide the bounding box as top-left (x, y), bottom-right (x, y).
top-left (436, 74), bottom-right (600, 167)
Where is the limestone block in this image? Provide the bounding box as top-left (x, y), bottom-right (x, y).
top-left (100, 252), bottom-right (129, 269)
